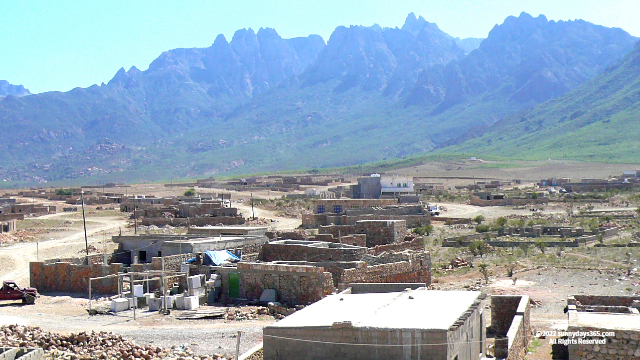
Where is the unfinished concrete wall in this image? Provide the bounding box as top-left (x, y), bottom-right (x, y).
top-left (237, 263), bottom-right (334, 305)
top-left (349, 283), bottom-right (426, 294)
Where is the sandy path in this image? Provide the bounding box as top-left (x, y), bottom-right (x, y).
top-left (0, 215), bottom-right (127, 284)
top-left (234, 201), bottom-right (301, 230)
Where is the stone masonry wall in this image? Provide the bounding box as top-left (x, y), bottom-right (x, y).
top-left (491, 296), bottom-right (522, 335)
top-left (367, 237), bottom-right (424, 256)
top-left (30, 261), bottom-right (124, 295)
top-left (338, 254), bottom-right (431, 290)
top-left (567, 323), bottom-right (640, 359)
top-left (491, 295), bottom-right (531, 360)
top-left (570, 295), bottom-right (640, 307)
top-left (261, 241), bottom-right (367, 262)
top-left (140, 216), bottom-right (245, 227)
top-left (237, 262), bottom-right (334, 305)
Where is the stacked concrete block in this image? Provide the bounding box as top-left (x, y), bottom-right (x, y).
top-left (187, 275), bottom-right (201, 288)
top-left (188, 287), bottom-right (206, 297)
top-left (132, 285), bottom-right (143, 297)
top-left (148, 298), bottom-right (161, 311)
top-left (110, 298), bottom-right (129, 312)
top-left (0, 347), bottom-right (44, 360)
top-left (183, 296), bottom-right (199, 310)
top-left (175, 294), bottom-right (185, 309)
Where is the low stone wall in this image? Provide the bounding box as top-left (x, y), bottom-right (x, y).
top-left (444, 228), bottom-right (618, 248)
top-left (569, 295), bottom-right (640, 307)
top-left (492, 295), bottom-right (531, 360)
top-left (366, 237), bottom-right (424, 256)
top-left (140, 216), bottom-right (245, 227)
top-left (237, 262), bottom-right (334, 305)
top-left (470, 196), bottom-right (549, 207)
top-left (430, 217), bottom-right (473, 224)
top-left (567, 302), bottom-right (640, 359)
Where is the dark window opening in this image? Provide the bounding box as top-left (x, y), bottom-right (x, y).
top-left (139, 250), bottom-right (147, 262)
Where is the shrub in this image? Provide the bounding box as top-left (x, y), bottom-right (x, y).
top-left (413, 224), bottom-right (434, 236)
top-left (183, 188), bottom-right (197, 197)
top-left (476, 224), bottom-right (490, 233)
top-left (56, 188), bottom-right (73, 196)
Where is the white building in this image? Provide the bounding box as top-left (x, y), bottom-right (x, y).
top-left (380, 176), bottom-right (415, 195)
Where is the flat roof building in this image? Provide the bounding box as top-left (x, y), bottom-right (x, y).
top-left (264, 289), bottom-right (486, 360)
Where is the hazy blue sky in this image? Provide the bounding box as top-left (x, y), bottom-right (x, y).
top-left (2, 0), bottom-right (639, 94)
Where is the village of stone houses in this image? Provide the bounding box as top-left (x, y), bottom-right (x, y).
top-left (0, 163), bottom-right (639, 360)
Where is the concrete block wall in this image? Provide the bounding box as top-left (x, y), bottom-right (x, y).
top-left (349, 283), bottom-right (426, 294)
top-left (264, 326), bottom-right (450, 360)
top-left (237, 263), bottom-right (334, 305)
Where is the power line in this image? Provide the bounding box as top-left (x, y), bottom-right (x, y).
top-left (262, 334), bottom-right (487, 347)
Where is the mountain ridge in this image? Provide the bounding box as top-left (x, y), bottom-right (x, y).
top-left (1, 12), bottom-right (638, 185)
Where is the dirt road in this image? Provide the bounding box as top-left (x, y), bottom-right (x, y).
top-left (234, 201), bottom-right (301, 230)
top-left (0, 214), bottom-right (127, 284)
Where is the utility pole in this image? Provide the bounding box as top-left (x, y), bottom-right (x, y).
top-left (251, 193), bottom-right (255, 220)
top-left (81, 191), bottom-right (89, 261)
top-left (133, 194), bottom-right (137, 234)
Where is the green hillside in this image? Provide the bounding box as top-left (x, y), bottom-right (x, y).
top-left (445, 42), bottom-right (640, 162)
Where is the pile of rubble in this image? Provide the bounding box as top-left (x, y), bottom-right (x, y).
top-left (599, 222), bottom-right (620, 229)
top-left (224, 304), bottom-right (302, 321)
top-left (0, 230), bottom-right (39, 245)
top-left (0, 325), bottom-right (227, 360)
top-left (245, 217), bottom-right (273, 226)
top-left (78, 245), bottom-right (100, 254)
top-left (450, 257), bottom-right (469, 268)
top-left (224, 307), bottom-right (269, 321)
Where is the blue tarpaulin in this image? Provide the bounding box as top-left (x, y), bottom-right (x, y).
top-left (203, 250), bottom-right (241, 266)
top-left (186, 250), bottom-right (241, 265)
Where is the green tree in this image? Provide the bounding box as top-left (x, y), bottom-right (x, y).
top-left (55, 188), bottom-right (73, 196)
top-left (473, 215), bottom-right (486, 225)
top-left (519, 243), bottom-right (531, 256)
top-left (478, 263), bottom-right (490, 284)
top-left (183, 188), bottom-right (197, 197)
top-left (496, 217), bottom-right (508, 227)
top-left (534, 240), bottom-right (546, 254)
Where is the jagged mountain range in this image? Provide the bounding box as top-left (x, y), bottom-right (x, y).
top-left (0, 81), bottom-right (31, 98)
top-left (0, 12), bottom-right (638, 184)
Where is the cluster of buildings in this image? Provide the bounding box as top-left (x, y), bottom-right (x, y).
top-left (121, 194), bottom-right (245, 227)
top-left (0, 196), bottom-right (57, 235)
